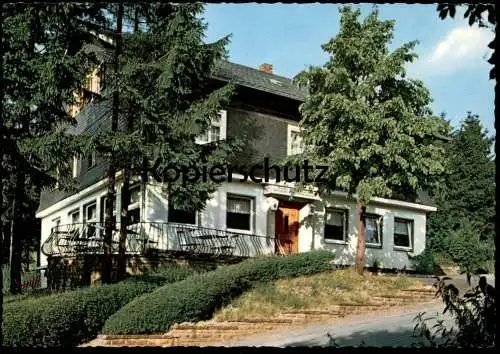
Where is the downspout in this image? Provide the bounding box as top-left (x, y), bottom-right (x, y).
top-left (309, 203), bottom-right (315, 251)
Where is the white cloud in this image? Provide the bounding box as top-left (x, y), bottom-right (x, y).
top-left (417, 26), bottom-right (493, 75)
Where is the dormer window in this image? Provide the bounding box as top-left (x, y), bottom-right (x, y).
top-left (196, 110), bottom-right (227, 144)
top-left (287, 125), bottom-right (304, 155)
top-left (87, 151), bottom-right (96, 170)
top-left (72, 155), bottom-right (79, 178)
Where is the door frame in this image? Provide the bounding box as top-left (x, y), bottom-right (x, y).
top-left (275, 201), bottom-right (306, 254)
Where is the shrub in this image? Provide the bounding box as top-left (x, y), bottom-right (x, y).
top-left (2, 264), bottom-right (198, 347)
top-left (103, 250), bottom-right (336, 335)
top-left (410, 248), bottom-right (437, 275)
top-left (413, 276), bottom-right (496, 347)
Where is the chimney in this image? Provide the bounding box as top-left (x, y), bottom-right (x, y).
top-left (259, 63), bottom-right (273, 74)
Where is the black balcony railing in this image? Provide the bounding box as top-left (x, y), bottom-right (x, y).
top-left (42, 222), bottom-right (286, 259)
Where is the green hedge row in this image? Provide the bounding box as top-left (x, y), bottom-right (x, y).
top-left (2, 264), bottom-right (198, 348)
top-left (103, 250), bottom-right (336, 335)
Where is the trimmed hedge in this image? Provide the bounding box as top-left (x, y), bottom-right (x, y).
top-left (103, 250), bottom-right (336, 334)
top-left (2, 264), bottom-right (198, 347)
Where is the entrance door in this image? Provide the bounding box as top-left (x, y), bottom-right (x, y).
top-left (275, 202), bottom-right (302, 255)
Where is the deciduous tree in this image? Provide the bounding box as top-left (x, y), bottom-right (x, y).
top-left (293, 6), bottom-right (449, 275)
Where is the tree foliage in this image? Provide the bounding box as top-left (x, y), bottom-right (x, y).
top-left (413, 276), bottom-right (496, 347)
top-left (1, 4), bottom-right (105, 293)
top-left (75, 3), bottom-right (242, 280)
top-left (426, 113), bottom-right (495, 271)
top-left (292, 6), bottom-right (449, 274)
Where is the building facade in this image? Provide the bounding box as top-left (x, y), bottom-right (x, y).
top-left (37, 61), bottom-right (436, 279)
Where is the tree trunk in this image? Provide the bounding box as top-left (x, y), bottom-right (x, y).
top-left (117, 6), bottom-right (140, 281)
top-left (9, 171), bottom-right (24, 294)
top-left (0, 7), bottom-right (4, 344)
top-left (355, 199), bottom-right (366, 275)
top-left (103, 3), bottom-right (124, 284)
top-left (117, 167), bottom-right (130, 281)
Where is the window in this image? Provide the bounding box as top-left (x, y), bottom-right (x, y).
top-left (196, 110), bottom-right (226, 144)
top-left (394, 218), bottom-right (413, 250)
top-left (85, 67), bottom-right (101, 94)
top-left (227, 196), bottom-right (253, 231)
top-left (324, 209), bottom-right (347, 242)
top-left (72, 156), bottom-right (79, 178)
top-left (87, 151), bottom-right (96, 170)
top-left (100, 195), bottom-right (116, 222)
top-left (168, 205), bottom-right (197, 225)
top-left (52, 218), bottom-right (61, 233)
top-left (84, 202), bottom-right (97, 237)
top-left (287, 125), bottom-right (304, 155)
top-left (365, 214), bottom-right (383, 247)
top-left (69, 209), bottom-right (80, 224)
top-left (127, 185), bottom-right (141, 225)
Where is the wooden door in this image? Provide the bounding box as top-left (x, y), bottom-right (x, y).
top-left (275, 203), bottom-right (300, 254)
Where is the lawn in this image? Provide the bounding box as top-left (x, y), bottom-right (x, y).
top-left (214, 268), bottom-right (422, 321)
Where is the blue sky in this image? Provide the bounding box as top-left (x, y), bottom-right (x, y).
top-left (202, 3), bottom-right (495, 137)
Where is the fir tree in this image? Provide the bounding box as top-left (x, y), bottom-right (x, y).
top-left (1, 3), bottom-right (107, 292)
top-left (427, 112), bottom-right (496, 276)
top-left (81, 3), bottom-right (241, 281)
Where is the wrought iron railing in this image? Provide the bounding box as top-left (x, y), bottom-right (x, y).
top-left (42, 222), bottom-right (288, 258)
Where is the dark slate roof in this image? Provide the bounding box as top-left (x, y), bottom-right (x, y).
top-left (213, 60), bottom-right (307, 102)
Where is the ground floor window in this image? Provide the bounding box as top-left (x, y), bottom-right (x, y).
top-left (365, 214), bottom-right (382, 246)
top-left (69, 209), bottom-right (80, 224)
top-left (100, 195), bottom-right (116, 224)
top-left (127, 185), bottom-right (141, 225)
top-left (168, 205), bottom-right (197, 225)
top-left (394, 218), bottom-right (413, 250)
top-left (227, 195), bottom-right (253, 231)
top-left (84, 201), bottom-right (97, 237)
top-left (52, 217), bottom-right (61, 233)
top-left (324, 209), bottom-right (347, 242)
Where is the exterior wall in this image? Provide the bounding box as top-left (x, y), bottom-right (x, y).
top-left (145, 179), bottom-right (274, 257)
top-left (226, 107), bottom-right (298, 169)
top-left (38, 180), bottom-right (129, 267)
top-left (39, 176), bottom-right (429, 271)
top-left (298, 195), bottom-right (427, 270)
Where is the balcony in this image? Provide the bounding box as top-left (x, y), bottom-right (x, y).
top-left (42, 222), bottom-right (283, 259)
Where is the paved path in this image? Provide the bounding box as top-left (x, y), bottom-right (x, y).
top-left (229, 302), bottom-right (448, 347)
top-left (230, 274), bottom-right (495, 348)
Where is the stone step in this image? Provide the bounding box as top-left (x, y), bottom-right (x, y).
top-left (371, 296), bottom-right (429, 304)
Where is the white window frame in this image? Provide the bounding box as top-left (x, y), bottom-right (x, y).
top-left (87, 151), bottom-right (96, 170)
top-left (365, 213), bottom-right (383, 247)
top-left (68, 208), bottom-right (80, 224)
top-left (101, 194), bottom-right (117, 220)
top-left (127, 184), bottom-right (141, 225)
top-left (84, 201), bottom-right (97, 224)
top-left (52, 217), bottom-right (61, 233)
top-left (324, 208), bottom-right (348, 244)
top-left (226, 194), bottom-right (254, 234)
top-left (72, 155), bottom-right (79, 178)
top-left (393, 217), bottom-right (414, 251)
top-left (195, 110), bottom-right (227, 144)
top-left (83, 201), bottom-right (98, 237)
top-left (287, 124), bottom-right (304, 156)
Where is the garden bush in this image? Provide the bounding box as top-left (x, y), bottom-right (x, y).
top-left (2, 264), bottom-right (198, 347)
top-left (103, 250), bottom-right (336, 335)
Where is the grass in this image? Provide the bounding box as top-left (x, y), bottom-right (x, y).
top-left (213, 268), bottom-right (421, 321)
